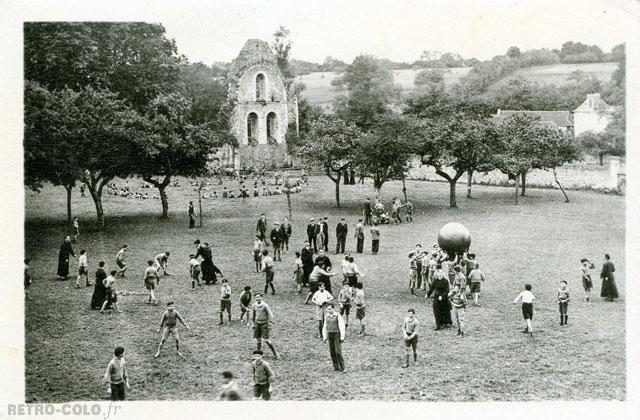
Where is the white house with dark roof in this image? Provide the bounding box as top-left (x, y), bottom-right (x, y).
top-left (492, 109), bottom-right (574, 134)
top-left (573, 93), bottom-right (619, 137)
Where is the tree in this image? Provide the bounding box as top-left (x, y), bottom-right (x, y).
top-left (414, 69), bottom-right (445, 91)
top-left (299, 115), bottom-right (362, 206)
top-left (333, 55), bottom-right (401, 131)
top-left (506, 46), bottom-right (521, 59)
top-left (537, 131), bottom-right (581, 202)
top-left (576, 111), bottom-right (625, 165)
top-left (271, 26), bottom-right (294, 85)
top-left (25, 22), bottom-right (183, 113)
top-left (355, 116), bottom-right (414, 196)
top-left (414, 116), bottom-right (497, 207)
top-left (134, 93), bottom-right (227, 218)
top-left (24, 81), bottom-right (81, 223)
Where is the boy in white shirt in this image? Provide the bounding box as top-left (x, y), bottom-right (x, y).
top-left (311, 283), bottom-right (334, 339)
top-left (76, 249), bottom-right (90, 288)
top-left (189, 254), bottom-right (201, 289)
top-left (512, 284), bottom-right (535, 337)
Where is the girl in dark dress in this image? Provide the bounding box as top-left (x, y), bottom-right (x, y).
top-left (427, 264), bottom-right (452, 329)
top-left (600, 253), bottom-right (619, 301)
top-left (90, 262), bottom-right (108, 309)
top-left (57, 236), bottom-right (75, 279)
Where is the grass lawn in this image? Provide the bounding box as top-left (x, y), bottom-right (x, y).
top-left (24, 176), bottom-right (625, 401)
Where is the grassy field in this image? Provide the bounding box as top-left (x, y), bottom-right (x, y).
top-left (295, 62), bottom-right (617, 109)
top-left (24, 176), bottom-right (625, 401)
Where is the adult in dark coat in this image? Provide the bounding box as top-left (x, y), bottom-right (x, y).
top-left (270, 223), bottom-right (284, 261)
top-left (363, 199), bottom-right (372, 226)
top-left (282, 217), bottom-right (292, 253)
top-left (256, 214), bottom-right (268, 244)
top-left (196, 241), bottom-right (222, 285)
top-left (301, 241), bottom-right (314, 287)
top-left (600, 253), bottom-right (619, 301)
top-left (427, 269), bottom-right (452, 329)
top-left (335, 218), bottom-right (348, 254)
top-left (90, 262), bottom-right (108, 309)
top-left (57, 236), bottom-right (75, 279)
top-left (320, 217), bottom-right (330, 251)
top-left (307, 219), bottom-right (317, 252)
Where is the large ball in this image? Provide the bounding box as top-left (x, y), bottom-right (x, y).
top-left (437, 222), bottom-right (471, 255)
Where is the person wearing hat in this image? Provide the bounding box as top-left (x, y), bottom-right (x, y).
top-left (155, 301), bottom-right (190, 358)
top-left (270, 222), bottom-right (284, 262)
top-left (306, 218), bottom-right (317, 253)
top-left (251, 349), bottom-right (274, 400)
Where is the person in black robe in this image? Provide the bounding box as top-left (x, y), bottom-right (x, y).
top-left (57, 236), bottom-right (75, 280)
top-left (600, 253), bottom-right (619, 301)
top-left (196, 241), bottom-right (222, 285)
top-left (427, 265), bottom-right (452, 329)
top-left (90, 261), bottom-right (108, 309)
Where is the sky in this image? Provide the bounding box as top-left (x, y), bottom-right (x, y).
top-left (4, 0), bottom-right (638, 65)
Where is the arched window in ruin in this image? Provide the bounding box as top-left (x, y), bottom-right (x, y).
top-left (267, 112), bottom-right (278, 143)
top-left (247, 112), bottom-right (259, 144)
top-left (256, 73), bottom-right (266, 101)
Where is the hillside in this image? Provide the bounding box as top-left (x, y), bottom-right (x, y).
top-left (296, 62), bottom-right (618, 111)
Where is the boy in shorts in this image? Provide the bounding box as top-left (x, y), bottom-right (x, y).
top-left (251, 350), bottom-right (274, 400)
top-left (261, 250), bottom-right (276, 295)
top-left (556, 280), bottom-right (570, 326)
top-left (218, 279), bottom-right (232, 325)
top-left (252, 294), bottom-right (278, 359)
top-left (189, 254), bottom-right (201, 289)
top-left (402, 308), bottom-right (419, 367)
top-left (338, 280), bottom-right (354, 328)
top-left (467, 263), bottom-right (485, 306)
top-left (239, 286), bottom-right (252, 326)
top-left (115, 245), bottom-right (128, 278)
top-left (155, 301), bottom-right (190, 358)
top-left (143, 260), bottom-right (159, 305)
top-left (154, 251), bottom-right (171, 277)
top-left (512, 284), bottom-right (535, 337)
top-left (580, 258), bottom-right (595, 302)
top-left (253, 236), bottom-right (263, 273)
top-left (76, 249), bottom-right (90, 288)
top-left (100, 270), bottom-right (122, 313)
top-left (448, 283), bottom-right (467, 337)
top-left (354, 282), bottom-right (366, 336)
top-left (103, 346), bottom-right (129, 400)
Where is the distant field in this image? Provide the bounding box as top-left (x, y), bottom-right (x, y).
top-left (296, 62), bottom-right (618, 110)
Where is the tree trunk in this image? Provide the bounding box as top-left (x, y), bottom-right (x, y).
top-left (198, 188), bottom-right (203, 228)
top-left (553, 169), bottom-right (570, 203)
top-left (466, 169), bottom-right (473, 198)
top-left (159, 185), bottom-right (169, 218)
top-left (599, 153), bottom-right (604, 166)
top-left (514, 173), bottom-right (519, 205)
top-left (449, 180), bottom-right (457, 208)
top-left (402, 177), bottom-right (408, 202)
top-left (335, 172), bottom-right (341, 207)
top-left (64, 184), bottom-right (73, 225)
top-left (92, 195), bottom-right (104, 228)
top-left (520, 172), bottom-right (526, 196)
top-left (286, 192), bottom-right (292, 220)
top-left (84, 172), bottom-right (108, 230)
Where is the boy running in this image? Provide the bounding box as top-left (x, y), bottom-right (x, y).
top-left (512, 284), bottom-right (535, 337)
top-left (115, 245), bottom-right (128, 278)
top-left (252, 294), bottom-right (278, 358)
top-left (251, 350), bottom-right (274, 400)
top-left (143, 260), bottom-right (159, 305)
top-left (100, 270), bottom-right (122, 313)
top-left (189, 254), bottom-right (201, 289)
top-left (354, 282), bottom-right (366, 336)
top-left (448, 283), bottom-right (467, 337)
top-left (155, 301), bottom-right (190, 358)
top-left (402, 309), bottom-right (419, 367)
top-left (218, 279), bottom-right (232, 325)
top-left (103, 346), bottom-right (129, 400)
top-left (261, 250), bottom-right (276, 295)
top-left (76, 249), bottom-right (90, 289)
top-left (556, 280), bottom-right (570, 326)
top-left (239, 286), bottom-right (252, 326)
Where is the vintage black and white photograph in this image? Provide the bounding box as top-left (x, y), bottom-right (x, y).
top-left (4, 0), bottom-right (639, 412)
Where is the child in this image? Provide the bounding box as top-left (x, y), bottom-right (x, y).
top-left (251, 294), bottom-right (278, 358)
top-left (220, 371), bottom-right (243, 400)
top-left (154, 251), bottom-right (171, 277)
top-left (402, 308), bottom-right (419, 367)
top-left (556, 280), bottom-right (570, 326)
top-left (72, 216), bottom-right (80, 242)
top-left (452, 265), bottom-right (466, 291)
top-left (251, 350), bottom-right (274, 400)
top-left (322, 303), bottom-right (346, 372)
top-left (512, 284), bottom-right (535, 337)
top-left (155, 301), bottom-right (190, 358)
top-left (218, 279), bottom-right (232, 325)
top-left (103, 346), bottom-right (129, 401)
top-left (24, 258), bottom-right (33, 300)
top-left (338, 281), bottom-right (354, 327)
top-left (312, 283), bottom-right (334, 338)
top-left (293, 252), bottom-right (303, 294)
top-left (448, 283), bottom-right (467, 337)
top-left (189, 254), bottom-right (201, 289)
top-left (115, 245), bottom-right (128, 278)
top-left (354, 282), bottom-right (366, 336)
top-left (239, 286), bottom-right (252, 326)
top-left (143, 260), bottom-right (159, 305)
top-left (404, 200), bottom-right (413, 223)
top-left (580, 258), bottom-right (595, 302)
top-left (253, 236), bottom-right (263, 273)
top-left (76, 249), bottom-right (90, 289)
top-left (261, 250), bottom-right (276, 295)
top-left (100, 270), bottom-right (122, 313)
top-left (370, 222), bottom-right (380, 255)
top-left (467, 263), bottom-right (485, 306)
